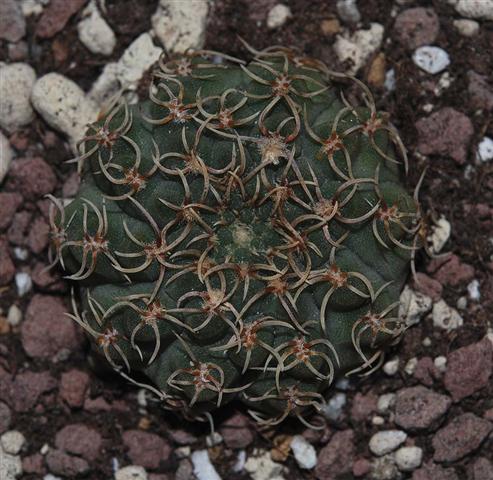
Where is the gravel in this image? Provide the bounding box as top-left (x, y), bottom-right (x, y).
top-left (267, 4), bottom-right (292, 29)
top-left (0, 132), bottom-right (13, 185)
top-left (395, 446), bottom-right (423, 471)
top-left (412, 46), bottom-right (450, 74)
top-left (77, 1), bottom-right (116, 56)
top-left (369, 430), bottom-right (407, 456)
top-left (432, 300), bottom-right (463, 331)
top-left (191, 450), bottom-right (222, 480)
top-left (290, 435), bottom-right (317, 470)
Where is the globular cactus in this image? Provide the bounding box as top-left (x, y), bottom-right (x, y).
top-left (50, 44), bottom-right (423, 427)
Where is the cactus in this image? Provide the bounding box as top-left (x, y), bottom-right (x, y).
top-left (50, 44), bottom-right (423, 427)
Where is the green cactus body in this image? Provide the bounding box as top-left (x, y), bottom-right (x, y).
top-left (51, 46), bottom-right (421, 427)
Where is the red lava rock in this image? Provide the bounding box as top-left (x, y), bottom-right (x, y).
top-left (22, 453), bottom-right (45, 475)
top-left (412, 272), bottom-right (442, 302)
top-left (169, 429), bottom-right (198, 446)
top-left (468, 457), bottom-right (493, 480)
top-left (444, 337), bottom-right (492, 402)
top-left (415, 108), bottom-right (474, 165)
top-left (123, 430), bottom-right (172, 469)
top-left (352, 458), bottom-right (371, 477)
top-left (0, 192), bottom-right (23, 231)
top-left (350, 391), bottom-right (378, 422)
top-left (0, 401), bottom-right (12, 433)
top-left (0, 0), bottom-right (26, 42)
top-left (394, 386), bottom-right (451, 431)
top-left (413, 356), bottom-right (440, 387)
top-left (32, 262), bottom-right (67, 292)
top-left (393, 7), bottom-right (439, 49)
top-left (60, 370), bottom-right (90, 408)
top-left (27, 216), bottom-right (50, 254)
top-left (83, 396), bottom-right (129, 412)
top-left (21, 294), bottom-right (84, 360)
top-left (431, 254), bottom-right (475, 287)
top-left (12, 370), bottom-right (57, 412)
top-left (8, 41), bottom-right (28, 62)
top-left (0, 367), bottom-right (13, 405)
top-left (468, 71), bottom-right (493, 111)
top-left (7, 211), bottom-right (32, 245)
top-left (314, 429), bottom-right (354, 480)
top-left (0, 238), bottom-right (15, 286)
top-left (46, 449), bottom-right (90, 477)
top-left (55, 424), bottom-right (102, 461)
top-left (412, 461), bottom-right (459, 480)
top-left (219, 412), bottom-right (255, 449)
top-left (5, 157), bottom-right (57, 200)
top-left (35, 0), bottom-right (87, 38)
top-left (484, 408), bottom-right (493, 421)
top-left (432, 413), bottom-right (492, 463)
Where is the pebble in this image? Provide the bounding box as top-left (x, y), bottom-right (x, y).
top-left (433, 356), bottom-right (447, 372)
top-left (219, 413), bottom-right (254, 449)
top-left (89, 33), bottom-right (162, 103)
top-left (1, 431), bottom-right (26, 455)
top-left (267, 4), bottom-right (292, 29)
top-left (59, 370), bottom-right (90, 408)
top-left (453, 18), bottom-right (480, 36)
top-left (444, 337), bottom-right (492, 402)
top-left (412, 273), bottom-right (443, 302)
top-left (395, 386), bottom-right (451, 431)
top-left (383, 357), bottom-right (399, 376)
top-left (0, 0), bottom-right (26, 42)
top-left (290, 435), bottom-right (317, 470)
top-left (427, 217), bottom-right (451, 254)
top-left (432, 413), bottom-right (492, 463)
top-left (468, 71), bottom-right (493, 110)
top-left (115, 465), bottom-right (148, 480)
top-left (432, 300), bottom-right (463, 331)
top-left (245, 449), bottom-right (285, 480)
top-left (336, 0), bottom-right (361, 23)
top-left (0, 402), bottom-right (12, 434)
top-left (35, 0), bottom-right (86, 38)
top-left (205, 431), bottom-right (223, 447)
top-left (6, 305), bottom-right (22, 327)
top-left (399, 286), bottom-right (432, 327)
top-left (476, 136), bottom-right (493, 163)
top-left (393, 7), bottom-right (439, 49)
top-left (77, 1), bottom-right (116, 56)
top-left (31, 73), bottom-right (98, 148)
top-left (395, 446), bottom-right (423, 471)
top-left (314, 431), bottom-right (355, 480)
top-left (152, 0), bottom-right (208, 52)
top-left (384, 68), bottom-right (396, 92)
top-left (372, 416), bottom-right (385, 426)
top-left (334, 23), bottom-right (384, 74)
top-left (453, 0), bottom-right (493, 21)
top-left (0, 63), bottom-right (36, 133)
top-left (15, 272), bottom-right (32, 297)
top-left (369, 430), bottom-right (407, 456)
top-left (191, 450), bottom-right (221, 480)
top-left (404, 357), bottom-right (418, 375)
top-left (430, 254), bottom-right (475, 286)
top-left (377, 393), bottom-right (396, 414)
top-left (412, 46), bottom-right (450, 74)
top-left (0, 446), bottom-right (22, 479)
top-left (21, 0), bottom-right (48, 17)
top-left (233, 450), bottom-right (246, 473)
top-left (467, 279), bottom-right (480, 300)
top-left (122, 430), bottom-right (171, 470)
top-left (55, 424), bottom-right (102, 462)
top-left (321, 392), bottom-right (346, 420)
top-left (371, 454), bottom-right (400, 480)
top-left (0, 132), bottom-right (13, 185)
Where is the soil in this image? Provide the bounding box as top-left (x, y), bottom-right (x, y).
top-left (0, 1), bottom-right (492, 479)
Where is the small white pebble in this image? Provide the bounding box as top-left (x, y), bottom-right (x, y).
top-left (432, 300), bottom-right (463, 331)
top-left (136, 389), bottom-right (147, 408)
top-left (0, 131), bottom-right (13, 185)
top-left (175, 446), bottom-right (191, 458)
top-left (191, 450), bottom-right (221, 480)
top-left (399, 286), bottom-right (432, 327)
top-left (467, 279), bottom-right (480, 301)
top-left (456, 296), bottom-right (468, 310)
top-left (384, 68), bottom-right (396, 92)
top-left (404, 357), bottom-right (418, 376)
top-left (377, 393), bottom-right (396, 414)
top-left (372, 415), bottom-right (385, 426)
top-left (476, 137), bottom-right (493, 163)
top-left (383, 358), bottom-right (400, 376)
top-left (114, 465), bottom-right (148, 480)
top-left (453, 19), bottom-right (480, 36)
top-left (44, 475), bottom-right (63, 480)
top-left (77, 1), bottom-right (116, 56)
top-left (434, 355), bottom-right (447, 372)
top-left (335, 377), bottom-right (351, 390)
top-left (205, 431), bottom-right (223, 447)
top-left (428, 216), bottom-right (451, 254)
top-left (413, 46), bottom-right (450, 74)
top-left (267, 4), bottom-right (292, 29)
top-left (7, 305), bottom-right (22, 326)
top-left (321, 392), bottom-right (347, 420)
top-left (290, 435), bottom-right (317, 470)
top-left (336, 0), bottom-right (361, 23)
top-left (369, 430), bottom-right (407, 456)
top-left (40, 443), bottom-right (50, 455)
top-left (422, 103), bottom-right (434, 113)
top-left (422, 337), bottom-right (432, 347)
top-left (15, 272), bottom-right (32, 297)
top-left (1, 430), bottom-right (26, 455)
top-left (13, 247), bottom-right (29, 261)
top-left (395, 446), bottom-right (423, 471)
top-left (233, 450), bottom-right (246, 472)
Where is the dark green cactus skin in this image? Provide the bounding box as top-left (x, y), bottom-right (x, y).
top-left (50, 46), bottom-right (421, 427)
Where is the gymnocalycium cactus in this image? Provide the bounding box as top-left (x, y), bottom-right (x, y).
top-left (50, 44), bottom-right (424, 428)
